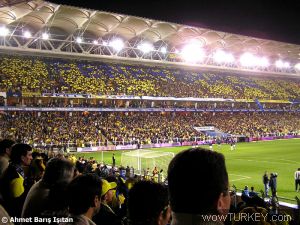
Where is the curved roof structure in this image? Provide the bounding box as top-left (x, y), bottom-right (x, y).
top-left (0, 0), bottom-right (299, 74)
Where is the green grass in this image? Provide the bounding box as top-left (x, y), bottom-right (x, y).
top-left (74, 139), bottom-right (300, 201)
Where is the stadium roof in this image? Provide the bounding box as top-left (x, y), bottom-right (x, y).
top-left (0, 0), bottom-right (299, 70)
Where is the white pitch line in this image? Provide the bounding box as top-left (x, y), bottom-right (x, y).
top-left (230, 177), bottom-right (250, 182)
top-left (233, 158), bottom-right (297, 165)
top-left (229, 174), bottom-right (251, 182)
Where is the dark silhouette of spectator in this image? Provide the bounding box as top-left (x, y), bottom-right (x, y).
top-left (263, 171), bottom-right (270, 197)
top-left (62, 174), bottom-right (102, 225)
top-left (249, 186), bottom-right (258, 197)
top-left (0, 139), bottom-right (15, 179)
top-left (269, 173), bottom-right (278, 197)
top-left (127, 180), bottom-right (171, 225)
top-left (93, 179), bottom-right (123, 225)
top-left (0, 143), bottom-right (32, 217)
top-left (168, 148), bottom-right (230, 225)
top-left (112, 153), bottom-right (116, 167)
top-left (22, 157), bottom-right (74, 219)
top-left (294, 168), bottom-right (300, 192)
top-left (242, 186), bottom-right (250, 197)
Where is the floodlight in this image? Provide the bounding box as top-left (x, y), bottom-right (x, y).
top-left (0, 27), bottom-right (9, 36)
top-left (23, 31), bottom-right (32, 38)
top-left (42, 32), bottom-right (49, 40)
top-left (275, 60), bottom-right (284, 68)
top-left (240, 53), bottom-right (256, 67)
top-left (283, 62), bottom-right (290, 68)
top-left (213, 50), bottom-right (234, 63)
top-left (181, 42), bottom-right (205, 63)
top-left (93, 40), bottom-right (98, 45)
top-left (76, 37), bottom-right (82, 43)
top-left (102, 41), bottom-right (108, 46)
top-left (295, 63), bottom-right (300, 70)
top-left (226, 53), bottom-right (235, 63)
top-left (109, 39), bottom-right (124, 52)
top-left (137, 42), bottom-right (154, 53)
top-left (160, 46), bottom-right (167, 54)
top-left (258, 57), bottom-right (269, 67)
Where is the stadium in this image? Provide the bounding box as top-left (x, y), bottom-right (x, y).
top-left (0, 0), bottom-right (299, 224)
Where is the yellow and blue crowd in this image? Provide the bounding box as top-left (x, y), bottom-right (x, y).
top-left (0, 112), bottom-right (300, 147)
top-left (1, 55), bottom-right (300, 100)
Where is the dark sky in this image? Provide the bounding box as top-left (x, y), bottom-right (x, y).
top-left (50, 0), bottom-right (300, 45)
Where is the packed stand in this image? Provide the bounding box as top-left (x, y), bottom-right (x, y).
top-left (1, 55), bottom-right (300, 100)
top-left (1, 112), bottom-right (300, 147)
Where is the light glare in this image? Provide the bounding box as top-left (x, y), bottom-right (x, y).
top-left (76, 37), bottom-right (82, 43)
top-left (109, 39), bottom-right (124, 52)
top-left (275, 60), bottom-right (283, 68)
top-left (213, 50), bottom-right (234, 63)
top-left (0, 27), bottom-right (9, 36)
top-left (160, 46), bottom-right (167, 54)
top-left (295, 63), bottom-right (300, 70)
top-left (181, 43), bottom-right (205, 63)
top-left (42, 33), bottom-right (49, 40)
top-left (138, 42), bottom-right (154, 53)
top-left (23, 31), bottom-right (31, 38)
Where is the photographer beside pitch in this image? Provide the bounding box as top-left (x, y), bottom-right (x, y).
top-left (168, 148), bottom-right (231, 225)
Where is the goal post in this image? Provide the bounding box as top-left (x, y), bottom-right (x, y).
top-left (121, 149), bottom-right (174, 178)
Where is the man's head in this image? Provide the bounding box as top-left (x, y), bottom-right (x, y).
top-left (128, 180), bottom-right (171, 225)
top-left (0, 139), bottom-right (15, 157)
top-left (42, 157), bottom-right (74, 186)
top-left (67, 174), bottom-right (102, 217)
top-left (101, 179), bottom-right (117, 204)
top-left (10, 143), bottom-right (32, 166)
top-left (168, 147), bottom-right (230, 215)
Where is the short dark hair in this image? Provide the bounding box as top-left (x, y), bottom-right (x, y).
top-left (0, 139), bottom-right (15, 155)
top-left (128, 180), bottom-right (169, 225)
top-left (168, 148), bottom-right (229, 214)
top-left (10, 143), bottom-right (32, 164)
top-left (42, 158), bottom-right (74, 187)
top-left (67, 174), bottom-right (102, 215)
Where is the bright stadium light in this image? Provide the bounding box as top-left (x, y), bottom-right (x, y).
top-left (160, 46), bottom-right (167, 54)
top-left (275, 60), bottom-right (284, 68)
top-left (213, 50), bottom-right (234, 63)
top-left (240, 52), bottom-right (257, 67)
top-left (181, 42), bottom-right (205, 63)
top-left (226, 53), bottom-right (235, 63)
top-left (295, 63), bottom-right (300, 70)
top-left (137, 42), bottom-right (154, 53)
top-left (283, 62), bottom-right (290, 68)
top-left (102, 41), bottom-right (108, 46)
top-left (109, 38), bottom-right (124, 52)
top-left (42, 32), bottom-right (49, 40)
top-left (258, 57), bottom-right (269, 67)
top-left (23, 31), bottom-right (32, 38)
top-left (76, 37), bottom-right (82, 43)
top-left (0, 26), bottom-right (9, 36)
top-left (93, 40), bottom-right (98, 45)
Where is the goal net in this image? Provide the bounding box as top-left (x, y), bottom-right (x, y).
top-left (121, 149), bottom-right (174, 178)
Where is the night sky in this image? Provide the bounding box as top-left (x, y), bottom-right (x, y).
top-left (49, 0), bottom-right (300, 45)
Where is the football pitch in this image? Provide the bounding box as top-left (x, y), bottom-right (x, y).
top-left (74, 139), bottom-right (300, 201)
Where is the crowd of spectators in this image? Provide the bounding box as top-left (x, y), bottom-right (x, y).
top-left (1, 55), bottom-right (300, 100)
top-left (0, 141), bottom-right (298, 225)
top-left (1, 112), bottom-right (300, 147)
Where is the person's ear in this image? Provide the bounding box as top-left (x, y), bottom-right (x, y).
top-left (217, 192), bottom-right (231, 215)
top-left (93, 195), bottom-right (101, 208)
